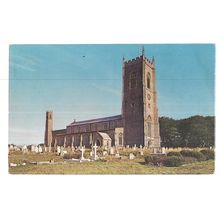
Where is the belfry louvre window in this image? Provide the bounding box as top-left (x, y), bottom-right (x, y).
top-left (129, 72), bottom-right (137, 89)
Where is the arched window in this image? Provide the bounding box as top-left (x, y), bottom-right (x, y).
top-left (147, 73), bottom-right (151, 89)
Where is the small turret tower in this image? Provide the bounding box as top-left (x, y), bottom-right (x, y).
top-left (44, 111), bottom-right (53, 147)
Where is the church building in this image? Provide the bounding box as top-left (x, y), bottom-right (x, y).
top-left (44, 49), bottom-right (160, 148)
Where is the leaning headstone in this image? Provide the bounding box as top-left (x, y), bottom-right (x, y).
top-left (162, 147), bottom-right (166, 154)
top-left (126, 145), bottom-right (130, 149)
top-left (129, 153), bottom-right (135, 160)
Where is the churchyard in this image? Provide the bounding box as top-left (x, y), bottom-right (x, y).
top-left (8, 144), bottom-right (214, 174)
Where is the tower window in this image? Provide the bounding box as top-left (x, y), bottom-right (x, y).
top-left (147, 73), bottom-right (151, 89)
top-left (147, 122), bottom-right (151, 137)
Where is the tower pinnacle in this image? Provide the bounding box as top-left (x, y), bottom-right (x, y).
top-left (152, 56), bottom-right (155, 64)
top-left (142, 46), bottom-right (145, 56)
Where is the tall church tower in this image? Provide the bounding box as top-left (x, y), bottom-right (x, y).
top-left (122, 49), bottom-right (160, 147)
top-left (44, 111), bottom-right (53, 147)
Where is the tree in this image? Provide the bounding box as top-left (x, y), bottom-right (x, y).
top-left (159, 116), bottom-right (215, 148)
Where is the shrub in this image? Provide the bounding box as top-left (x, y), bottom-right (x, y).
top-left (167, 151), bottom-right (182, 157)
top-left (200, 149), bottom-right (215, 160)
top-left (63, 152), bottom-right (81, 159)
top-left (163, 156), bottom-right (184, 167)
top-left (180, 150), bottom-right (206, 161)
top-left (144, 155), bottom-right (166, 166)
top-left (183, 156), bottom-right (198, 164)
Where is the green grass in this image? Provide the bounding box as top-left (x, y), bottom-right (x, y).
top-left (9, 151), bottom-right (214, 174)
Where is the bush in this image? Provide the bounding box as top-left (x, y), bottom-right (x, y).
top-left (163, 156), bottom-right (184, 167)
top-left (200, 149), bottom-right (215, 160)
top-left (144, 155), bottom-right (166, 166)
top-left (63, 154), bottom-right (73, 159)
top-left (180, 150), bottom-right (206, 161)
top-left (63, 152), bottom-right (81, 159)
top-left (183, 156), bottom-right (198, 164)
top-left (167, 151), bottom-right (182, 157)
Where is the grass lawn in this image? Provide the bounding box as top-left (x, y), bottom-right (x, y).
top-left (9, 151), bottom-right (214, 174)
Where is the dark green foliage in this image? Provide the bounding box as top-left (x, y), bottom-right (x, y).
top-left (183, 157), bottom-right (198, 164)
top-left (144, 155), bottom-right (166, 166)
top-left (200, 149), bottom-right (215, 160)
top-left (159, 116), bottom-right (215, 148)
top-left (180, 150), bottom-right (206, 161)
top-left (163, 156), bottom-right (184, 167)
top-left (167, 151), bottom-right (182, 157)
top-left (63, 152), bottom-right (81, 159)
top-left (63, 154), bottom-right (73, 159)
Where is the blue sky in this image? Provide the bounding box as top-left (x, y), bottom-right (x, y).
top-left (9, 44), bottom-right (215, 145)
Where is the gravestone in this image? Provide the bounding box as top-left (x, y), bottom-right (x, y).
top-left (79, 146), bottom-right (85, 160)
top-left (129, 153), bottom-right (135, 160)
top-left (38, 146), bottom-right (43, 153)
top-left (44, 146), bottom-right (48, 153)
top-left (22, 145), bottom-right (27, 154)
top-left (103, 151), bottom-right (108, 156)
top-left (153, 147), bottom-right (157, 154)
top-left (90, 151), bottom-right (93, 157)
top-left (110, 147), bottom-right (115, 155)
top-left (57, 146), bottom-right (61, 155)
top-left (92, 144), bottom-right (98, 160)
top-left (60, 146), bottom-right (64, 157)
top-left (31, 145), bottom-right (35, 152)
top-left (34, 146), bottom-right (39, 153)
top-left (115, 153), bottom-right (120, 158)
top-left (162, 147), bottom-right (166, 154)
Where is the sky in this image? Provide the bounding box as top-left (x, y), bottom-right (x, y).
top-left (9, 44), bottom-right (215, 145)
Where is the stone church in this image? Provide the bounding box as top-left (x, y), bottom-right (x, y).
top-left (44, 49), bottom-right (160, 148)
